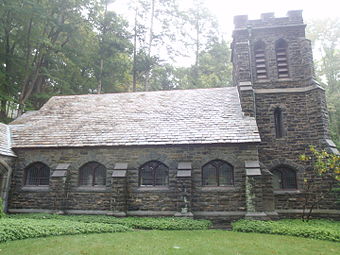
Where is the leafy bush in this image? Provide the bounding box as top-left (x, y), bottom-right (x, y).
top-left (115, 217), bottom-right (212, 230)
top-left (8, 213), bottom-right (212, 230)
top-left (232, 219), bottom-right (340, 242)
top-left (0, 218), bottom-right (131, 243)
top-left (0, 199), bottom-right (5, 219)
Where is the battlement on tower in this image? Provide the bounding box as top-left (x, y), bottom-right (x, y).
top-left (233, 10), bottom-right (304, 29)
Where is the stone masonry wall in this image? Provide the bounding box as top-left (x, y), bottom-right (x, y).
top-left (255, 88), bottom-right (337, 210)
top-left (8, 144), bottom-right (259, 215)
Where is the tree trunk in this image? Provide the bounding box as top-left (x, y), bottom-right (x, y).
top-left (132, 7), bottom-right (138, 92)
top-left (0, 101), bottom-right (7, 121)
top-left (193, 4), bottom-right (200, 87)
top-left (98, 1), bottom-right (109, 94)
top-left (2, 24), bottom-right (12, 120)
top-left (144, 0), bottom-right (155, 91)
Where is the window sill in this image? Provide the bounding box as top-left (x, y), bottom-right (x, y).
top-left (198, 186), bottom-right (236, 192)
top-left (277, 78), bottom-right (293, 81)
top-left (22, 186), bottom-right (50, 192)
top-left (136, 186), bottom-right (170, 192)
top-left (74, 186), bottom-right (109, 192)
top-left (274, 189), bottom-right (301, 195)
top-left (274, 136), bottom-right (287, 140)
top-left (255, 79), bottom-right (271, 83)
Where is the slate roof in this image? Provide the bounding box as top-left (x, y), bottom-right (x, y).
top-left (9, 87), bottom-right (260, 148)
top-left (0, 123), bottom-right (16, 156)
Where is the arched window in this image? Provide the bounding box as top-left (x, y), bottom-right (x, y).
top-left (202, 160), bottom-right (234, 186)
top-left (79, 162), bottom-right (106, 186)
top-left (139, 161), bottom-right (168, 186)
top-left (274, 107), bottom-right (284, 138)
top-left (272, 165), bottom-right (297, 189)
top-left (275, 39), bottom-right (289, 78)
top-left (254, 40), bottom-right (267, 79)
top-left (24, 162), bottom-right (50, 186)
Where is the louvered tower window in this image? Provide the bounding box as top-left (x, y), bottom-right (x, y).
top-left (275, 39), bottom-right (289, 78)
top-left (254, 41), bottom-right (267, 79)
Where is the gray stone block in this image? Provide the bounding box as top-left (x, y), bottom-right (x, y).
top-left (177, 162), bottom-right (192, 170)
top-left (176, 170), bottom-right (192, 177)
top-left (112, 170), bottom-right (127, 177)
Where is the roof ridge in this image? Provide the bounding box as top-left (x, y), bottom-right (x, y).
top-left (51, 86), bottom-right (235, 99)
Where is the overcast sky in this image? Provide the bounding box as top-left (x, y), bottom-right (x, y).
top-left (111, 0), bottom-right (339, 35)
top-left (110, 0), bottom-right (339, 65)
top-left (194, 0), bottom-right (339, 35)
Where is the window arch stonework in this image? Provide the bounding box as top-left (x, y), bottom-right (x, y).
top-left (79, 162), bottom-right (106, 186)
top-left (139, 160), bottom-right (169, 186)
top-left (24, 162), bottom-right (50, 186)
top-left (202, 160), bottom-right (234, 186)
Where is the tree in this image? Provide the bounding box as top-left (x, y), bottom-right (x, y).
top-left (92, 1), bottom-right (132, 93)
top-left (17, 0), bottom-right (94, 113)
top-left (171, 38), bottom-right (232, 90)
top-left (299, 146), bottom-right (340, 221)
top-left (196, 38), bottom-right (232, 88)
top-left (148, 63), bottom-right (179, 91)
top-left (0, 0), bottom-right (133, 121)
top-left (128, 0), bottom-right (183, 91)
top-left (179, 0), bottom-right (219, 88)
top-left (0, 0), bottom-right (98, 115)
top-left (129, 0), bottom-right (152, 91)
top-left (306, 18), bottom-right (340, 147)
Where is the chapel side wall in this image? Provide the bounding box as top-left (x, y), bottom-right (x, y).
top-left (8, 144), bottom-right (259, 214)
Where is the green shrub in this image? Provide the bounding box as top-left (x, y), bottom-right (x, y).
top-left (0, 218), bottom-right (131, 243)
top-left (8, 213), bottom-right (212, 230)
top-left (115, 217), bottom-right (212, 230)
top-left (232, 219), bottom-right (340, 242)
top-left (0, 199), bottom-right (5, 219)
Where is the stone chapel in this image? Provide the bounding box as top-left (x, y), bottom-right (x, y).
top-left (0, 10), bottom-right (339, 221)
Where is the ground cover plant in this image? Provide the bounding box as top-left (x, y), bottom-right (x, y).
top-left (0, 218), bottom-right (131, 243)
top-left (8, 213), bottom-right (212, 230)
top-left (0, 230), bottom-right (339, 255)
top-left (232, 219), bottom-right (340, 242)
top-left (0, 213), bottom-right (211, 243)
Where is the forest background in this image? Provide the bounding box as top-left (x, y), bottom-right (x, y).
top-left (0, 0), bottom-right (339, 146)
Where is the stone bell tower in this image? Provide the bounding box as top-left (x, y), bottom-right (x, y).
top-left (231, 11), bottom-right (338, 214)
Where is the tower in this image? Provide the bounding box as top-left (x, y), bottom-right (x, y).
top-left (231, 11), bottom-right (338, 212)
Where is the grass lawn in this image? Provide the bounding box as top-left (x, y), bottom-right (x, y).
top-left (0, 230), bottom-right (339, 255)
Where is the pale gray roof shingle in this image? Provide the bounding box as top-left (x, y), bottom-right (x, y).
top-left (0, 123), bottom-right (16, 156)
top-left (9, 87), bottom-right (260, 148)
